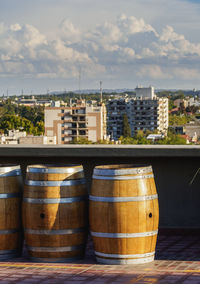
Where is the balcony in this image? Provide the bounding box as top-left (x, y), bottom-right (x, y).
top-left (72, 113), bottom-right (86, 116)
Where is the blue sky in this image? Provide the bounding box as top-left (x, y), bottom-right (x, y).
top-left (1, 0), bottom-right (200, 95)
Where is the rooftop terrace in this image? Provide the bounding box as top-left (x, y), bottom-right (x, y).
top-left (1, 232), bottom-right (200, 283)
top-left (1, 145), bottom-right (200, 283)
top-left (1, 144), bottom-right (200, 228)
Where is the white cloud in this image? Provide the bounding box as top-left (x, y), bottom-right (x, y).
top-left (160, 25), bottom-right (185, 42)
top-left (137, 65), bottom-right (172, 80)
top-left (173, 67), bottom-right (200, 80)
top-left (59, 19), bottom-right (81, 44)
top-left (118, 14), bottom-right (157, 36)
top-left (10, 23), bottom-right (22, 32)
top-left (1, 12), bottom-right (200, 90)
top-left (23, 24), bottom-right (47, 48)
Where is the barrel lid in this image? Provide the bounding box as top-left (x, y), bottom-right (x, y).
top-left (93, 164), bottom-right (152, 176)
top-left (0, 165), bottom-right (21, 176)
top-left (27, 164), bottom-right (83, 174)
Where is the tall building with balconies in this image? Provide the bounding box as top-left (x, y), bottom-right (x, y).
top-left (45, 102), bottom-right (106, 144)
top-left (107, 86), bottom-right (168, 140)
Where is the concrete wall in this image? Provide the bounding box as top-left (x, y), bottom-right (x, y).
top-left (1, 145), bottom-right (200, 229)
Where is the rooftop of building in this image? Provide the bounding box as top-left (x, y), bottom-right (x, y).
top-left (0, 145), bottom-right (200, 282)
top-left (1, 231), bottom-right (200, 283)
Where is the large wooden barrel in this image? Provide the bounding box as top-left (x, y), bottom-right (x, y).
top-left (23, 164), bottom-right (88, 262)
top-left (89, 164), bottom-right (159, 264)
top-left (0, 165), bottom-right (23, 259)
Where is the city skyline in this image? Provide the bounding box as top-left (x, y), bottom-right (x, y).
top-left (1, 0), bottom-right (200, 95)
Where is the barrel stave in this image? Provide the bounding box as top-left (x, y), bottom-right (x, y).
top-left (91, 178), bottom-right (157, 197)
top-left (26, 172), bottom-right (85, 181)
top-left (0, 199), bottom-right (21, 229)
top-left (92, 235), bottom-right (157, 254)
top-left (0, 176), bottom-right (22, 193)
top-left (23, 184), bottom-right (87, 199)
top-left (23, 202), bottom-right (87, 230)
top-left (23, 164), bottom-right (88, 262)
top-left (28, 250), bottom-right (85, 259)
top-left (90, 199), bottom-right (158, 234)
top-left (90, 164), bottom-right (159, 264)
top-left (25, 232), bottom-right (87, 247)
top-left (0, 165), bottom-right (22, 259)
top-left (0, 233), bottom-right (21, 250)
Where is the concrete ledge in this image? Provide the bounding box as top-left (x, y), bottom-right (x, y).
top-left (0, 144), bottom-right (200, 157)
top-left (0, 145), bottom-right (200, 228)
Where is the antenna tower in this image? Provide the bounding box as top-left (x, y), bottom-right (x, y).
top-left (100, 81), bottom-right (103, 104)
top-left (78, 67), bottom-right (81, 94)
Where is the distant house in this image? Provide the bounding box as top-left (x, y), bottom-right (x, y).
top-left (169, 126), bottom-right (185, 135)
top-left (147, 134), bottom-right (164, 141)
top-left (169, 107), bottom-right (179, 114)
top-left (174, 99), bottom-right (188, 108)
top-left (19, 135), bottom-right (56, 144)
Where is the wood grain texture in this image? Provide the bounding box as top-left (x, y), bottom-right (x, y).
top-left (0, 171), bottom-right (23, 257)
top-left (89, 164), bottom-right (159, 264)
top-left (23, 164), bottom-right (88, 262)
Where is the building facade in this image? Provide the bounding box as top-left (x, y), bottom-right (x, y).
top-left (45, 102), bottom-right (106, 144)
top-left (19, 136), bottom-right (56, 144)
top-left (107, 86), bottom-right (168, 140)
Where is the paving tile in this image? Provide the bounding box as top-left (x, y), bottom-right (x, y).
top-left (0, 233), bottom-right (200, 283)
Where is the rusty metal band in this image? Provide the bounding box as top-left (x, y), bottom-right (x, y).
top-left (27, 165), bottom-right (83, 174)
top-left (0, 193), bottom-right (21, 198)
top-left (92, 174), bottom-right (154, 180)
top-left (25, 179), bottom-right (86, 187)
top-left (95, 251), bottom-right (155, 258)
top-left (27, 244), bottom-right (84, 252)
top-left (23, 196), bottom-right (87, 204)
top-left (93, 166), bottom-right (152, 176)
top-left (96, 256), bottom-right (154, 264)
top-left (89, 194), bottom-right (158, 202)
top-left (25, 227), bottom-right (86, 235)
top-left (91, 230), bottom-right (158, 238)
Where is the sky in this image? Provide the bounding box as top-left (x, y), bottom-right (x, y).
top-left (1, 0), bottom-right (200, 95)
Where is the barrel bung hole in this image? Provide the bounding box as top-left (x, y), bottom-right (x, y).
top-left (40, 213), bottom-right (45, 219)
top-left (149, 213), bottom-right (152, 218)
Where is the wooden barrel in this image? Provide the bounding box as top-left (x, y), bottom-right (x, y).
top-left (89, 164), bottom-right (159, 264)
top-left (23, 164), bottom-right (88, 262)
top-left (0, 165), bottom-right (23, 260)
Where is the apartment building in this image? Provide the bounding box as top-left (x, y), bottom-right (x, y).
top-left (107, 86), bottom-right (168, 140)
top-left (45, 101), bottom-right (106, 143)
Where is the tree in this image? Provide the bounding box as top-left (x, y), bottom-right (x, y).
top-left (169, 100), bottom-right (176, 110)
top-left (169, 114), bottom-right (192, 126)
top-left (0, 115), bottom-right (36, 134)
top-left (156, 130), bottom-right (187, 145)
top-left (71, 137), bottom-right (93, 144)
top-left (122, 114), bottom-right (131, 137)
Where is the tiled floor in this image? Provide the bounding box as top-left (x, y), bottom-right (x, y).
top-left (1, 234), bottom-right (200, 283)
